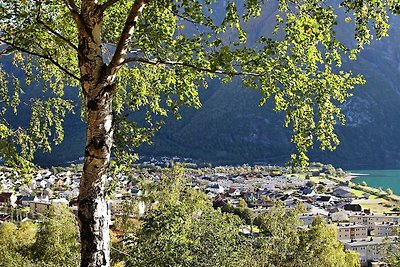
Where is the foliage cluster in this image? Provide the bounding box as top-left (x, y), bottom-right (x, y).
top-left (2, 0), bottom-right (399, 169)
top-left (0, 205), bottom-right (80, 267)
top-left (110, 167), bottom-right (360, 267)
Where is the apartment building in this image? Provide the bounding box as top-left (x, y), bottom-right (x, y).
top-left (343, 237), bottom-right (395, 267)
top-left (337, 223), bottom-right (368, 241)
top-left (349, 213), bottom-right (400, 229)
top-left (374, 221), bottom-right (399, 237)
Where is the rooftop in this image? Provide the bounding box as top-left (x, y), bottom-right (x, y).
top-left (343, 236), bottom-right (397, 247)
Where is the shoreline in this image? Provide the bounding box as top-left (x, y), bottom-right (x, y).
top-left (344, 172), bottom-right (369, 182)
top-left (348, 172), bottom-right (370, 180)
top-left (348, 172), bottom-right (369, 176)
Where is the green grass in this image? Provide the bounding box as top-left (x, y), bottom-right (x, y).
top-left (350, 189), bottom-right (365, 198)
top-left (359, 202), bottom-right (392, 213)
top-left (352, 198), bottom-right (392, 213)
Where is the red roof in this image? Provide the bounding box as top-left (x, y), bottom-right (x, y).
top-left (228, 188), bottom-right (239, 193)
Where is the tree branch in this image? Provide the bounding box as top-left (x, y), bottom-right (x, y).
top-left (34, 0), bottom-right (79, 52)
top-left (107, 0), bottom-right (149, 75)
top-left (123, 57), bottom-right (263, 77)
top-left (63, 0), bottom-right (80, 14)
top-left (0, 38), bottom-right (80, 81)
top-left (0, 48), bottom-right (11, 56)
top-left (97, 0), bottom-right (122, 13)
top-left (62, 0), bottom-right (88, 35)
top-left (37, 19), bottom-right (80, 53)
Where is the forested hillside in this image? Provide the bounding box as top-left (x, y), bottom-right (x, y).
top-left (4, 1), bottom-right (400, 168)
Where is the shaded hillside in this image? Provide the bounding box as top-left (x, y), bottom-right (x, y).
top-left (3, 2), bottom-right (400, 168)
top-left (139, 11), bottom-right (400, 169)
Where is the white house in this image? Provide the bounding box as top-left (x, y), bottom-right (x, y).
top-left (205, 183), bottom-right (224, 194)
top-left (228, 188), bottom-right (241, 197)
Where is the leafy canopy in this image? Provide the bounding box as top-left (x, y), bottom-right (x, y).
top-left (113, 167), bottom-right (359, 267)
top-left (0, 205), bottom-right (80, 267)
top-left (254, 204), bottom-right (360, 267)
top-left (1, 0), bottom-right (399, 168)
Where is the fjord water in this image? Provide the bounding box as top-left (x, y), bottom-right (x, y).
top-left (351, 169), bottom-right (400, 195)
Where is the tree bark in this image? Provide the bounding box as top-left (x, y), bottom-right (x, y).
top-left (76, 3), bottom-right (114, 266)
top-left (78, 84), bottom-right (114, 267)
top-left (74, 1), bottom-right (147, 265)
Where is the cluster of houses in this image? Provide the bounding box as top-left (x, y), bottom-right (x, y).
top-left (139, 155), bottom-right (194, 166)
top-left (0, 166), bottom-right (399, 266)
top-left (0, 167), bottom-right (143, 224)
top-left (196, 171), bottom-right (399, 267)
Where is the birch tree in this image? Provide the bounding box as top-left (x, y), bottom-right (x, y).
top-left (0, 0), bottom-right (399, 266)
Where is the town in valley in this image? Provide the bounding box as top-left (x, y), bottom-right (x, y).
top-left (1, 159), bottom-right (399, 267)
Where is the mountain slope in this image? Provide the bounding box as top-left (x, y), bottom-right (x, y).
top-left (4, 3), bottom-right (400, 168)
top-left (139, 12), bottom-right (400, 169)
